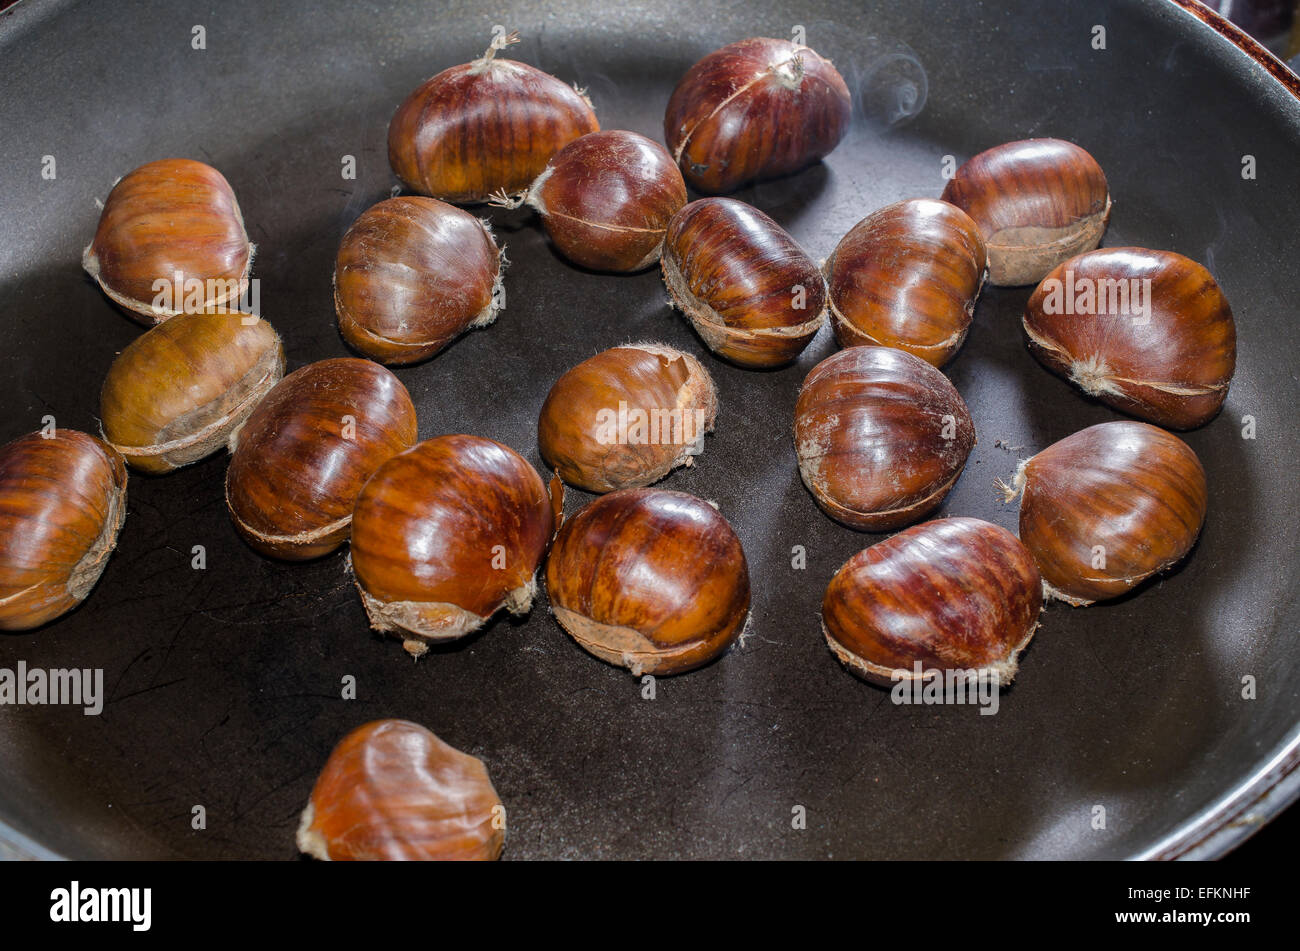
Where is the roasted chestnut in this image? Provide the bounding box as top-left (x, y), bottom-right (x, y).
top-left (661, 197), bottom-right (827, 367)
top-left (334, 197), bottom-right (504, 365)
top-left (82, 158), bottom-right (253, 325)
top-left (822, 517), bottom-right (1042, 686)
top-left (225, 359), bottom-right (418, 560)
top-left (349, 434), bottom-right (553, 656)
top-left (1023, 247), bottom-right (1236, 429)
top-left (388, 31), bottom-right (599, 203)
top-left (494, 130), bottom-right (686, 272)
top-left (538, 343), bottom-right (717, 493)
top-left (0, 430), bottom-right (127, 631)
top-left (940, 138), bottom-right (1110, 286)
top-left (298, 719), bottom-right (504, 861)
top-left (794, 346), bottom-right (975, 531)
top-left (664, 37), bottom-right (852, 194)
top-left (826, 198), bottom-right (987, 367)
top-left (1001, 421), bottom-right (1208, 606)
top-left (546, 488), bottom-right (750, 676)
top-left (99, 311), bottom-right (284, 474)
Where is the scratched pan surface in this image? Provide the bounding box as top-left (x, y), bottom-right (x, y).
top-left (0, 0), bottom-right (1298, 860)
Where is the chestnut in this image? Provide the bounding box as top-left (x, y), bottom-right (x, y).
top-left (0, 430), bottom-right (127, 631)
top-left (225, 359), bottom-right (418, 560)
top-left (661, 197), bottom-right (827, 368)
top-left (388, 31), bottom-right (599, 203)
top-left (1001, 421), bottom-right (1208, 606)
top-left (826, 198), bottom-right (987, 368)
top-left (794, 346), bottom-right (975, 531)
top-left (1023, 247), bottom-right (1237, 429)
top-left (298, 719), bottom-right (504, 861)
top-left (546, 488), bottom-right (750, 676)
top-left (99, 311), bottom-right (284, 474)
top-left (493, 130), bottom-right (686, 272)
top-left (538, 343), bottom-right (717, 493)
top-left (334, 197), bottom-right (504, 365)
top-left (82, 158), bottom-right (253, 325)
top-left (822, 517), bottom-right (1042, 686)
top-left (664, 37), bottom-right (852, 194)
top-left (349, 434), bottom-right (553, 657)
top-left (940, 138), bottom-right (1111, 286)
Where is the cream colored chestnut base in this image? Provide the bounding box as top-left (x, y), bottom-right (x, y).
top-left (553, 605), bottom-right (719, 677)
top-left (984, 197), bottom-right (1110, 286)
top-left (821, 618), bottom-right (1037, 688)
top-left (795, 448), bottom-right (966, 532)
top-left (82, 242), bottom-right (256, 326)
top-left (296, 802), bottom-right (331, 861)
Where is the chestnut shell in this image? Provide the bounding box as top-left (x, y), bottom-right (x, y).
top-left (941, 138), bottom-right (1111, 286)
top-left (822, 517), bottom-right (1042, 686)
top-left (0, 430), bottom-right (127, 631)
top-left (546, 488), bottom-right (751, 676)
top-left (82, 158), bottom-right (253, 324)
top-left (298, 719), bottom-right (504, 861)
top-left (1023, 247), bottom-right (1236, 429)
top-left (538, 343), bottom-right (717, 493)
top-left (826, 198), bottom-right (987, 368)
top-left (664, 37), bottom-right (851, 194)
top-left (1008, 421), bottom-right (1208, 606)
top-left (225, 358), bottom-right (418, 560)
top-left (794, 346), bottom-right (976, 531)
top-left (334, 197), bottom-right (503, 365)
top-left (662, 197), bottom-right (827, 368)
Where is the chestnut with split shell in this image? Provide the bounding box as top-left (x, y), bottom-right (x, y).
top-left (538, 343), bottom-right (717, 493)
top-left (1022, 247), bottom-right (1236, 429)
top-left (0, 430), bottom-right (128, 631)
top-left (349, 434), bottom-right (553, 657)
top-left (661, 197), bottom-right (827, 368)
top-left (298, 719), bottom-right (504, 861)
top-left (794, 346), bottom-right (975, 531)
top-left (1000, 421), bottom-right (1208, 606)
top-left (388, 30), bottom-right (599, 203)
top-left (82, 158), bottom-right (254, 325)
top-left (546, 488), bottom-right (751, 676)
top-left (822, 517), bottom-right (1043, 687)
top-left (941, 138), bottom-right (1111, 286)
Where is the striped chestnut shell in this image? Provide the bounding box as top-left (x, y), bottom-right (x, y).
top-left (822, 517), bottom-right (1042, 686)
top-left (82, 158), bottom-right (253, 324)
top-left (298, 719), bottom-right (504, 861)
top-left (546, 488), bottom-right (751, 676)
top-left (0, 430), bottom-right (127, 631)
top-left (334, 197), bottom-right (504, 365)
top-left (661, 197), bottom-right (827, 368)
top-left (1002, 421), bottom-right (1208, 606)
top-left (826, 198), bottom-right (987, 368)
top-left (794, 346), bottom-right (976, 531)
top-left (1023, 247), bottom-right (1236, 430)
top-left (941, 138), bottom-right (1110, 286)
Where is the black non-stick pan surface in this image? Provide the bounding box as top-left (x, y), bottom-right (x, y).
top-left (0, 0), bottom-right (1297, 860)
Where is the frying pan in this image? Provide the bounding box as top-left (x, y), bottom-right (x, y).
top-left (0, 0), bottom-right (1297, 861)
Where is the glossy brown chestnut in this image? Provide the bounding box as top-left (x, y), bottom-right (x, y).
top-left (495, 130), bottom-right (686, 272)
top-left (822, 517), bottom-right (1042, 686)
top-left (298, 719), bottom-right (504, 861)
top-left (99, 311), bottom-right (284, 474)
top-left (1002, 421), bottom-right (1208, 606)
top-left (794, 346), bottom-right (976, 531)
top-left (664, 37), bottom-right (851, 194)
top-left (388, 31), bottom-right (599, 203)
top-left (334, 197), bottom-right (504, 365)
top-left (225, 359), bottom-right (418, 560)
top-left (538, 343), bottom-right (717, 493)
top-left (661, 197), bottom-right (827, 367)
top-left (0, 430), bottom-right (127, 631)
top-left (350, 434), bottom-right (553, 657)
top-left (546, 488), bottom-right (750, 676)
top-left (940, 138), bottom-right (1111, 286)
top-left (826, 198), bottom-right (988, 367)
top-left (82, 158), bottom-right (253, 324)
top-left (1023, 248), bottom-right (1237, 429)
